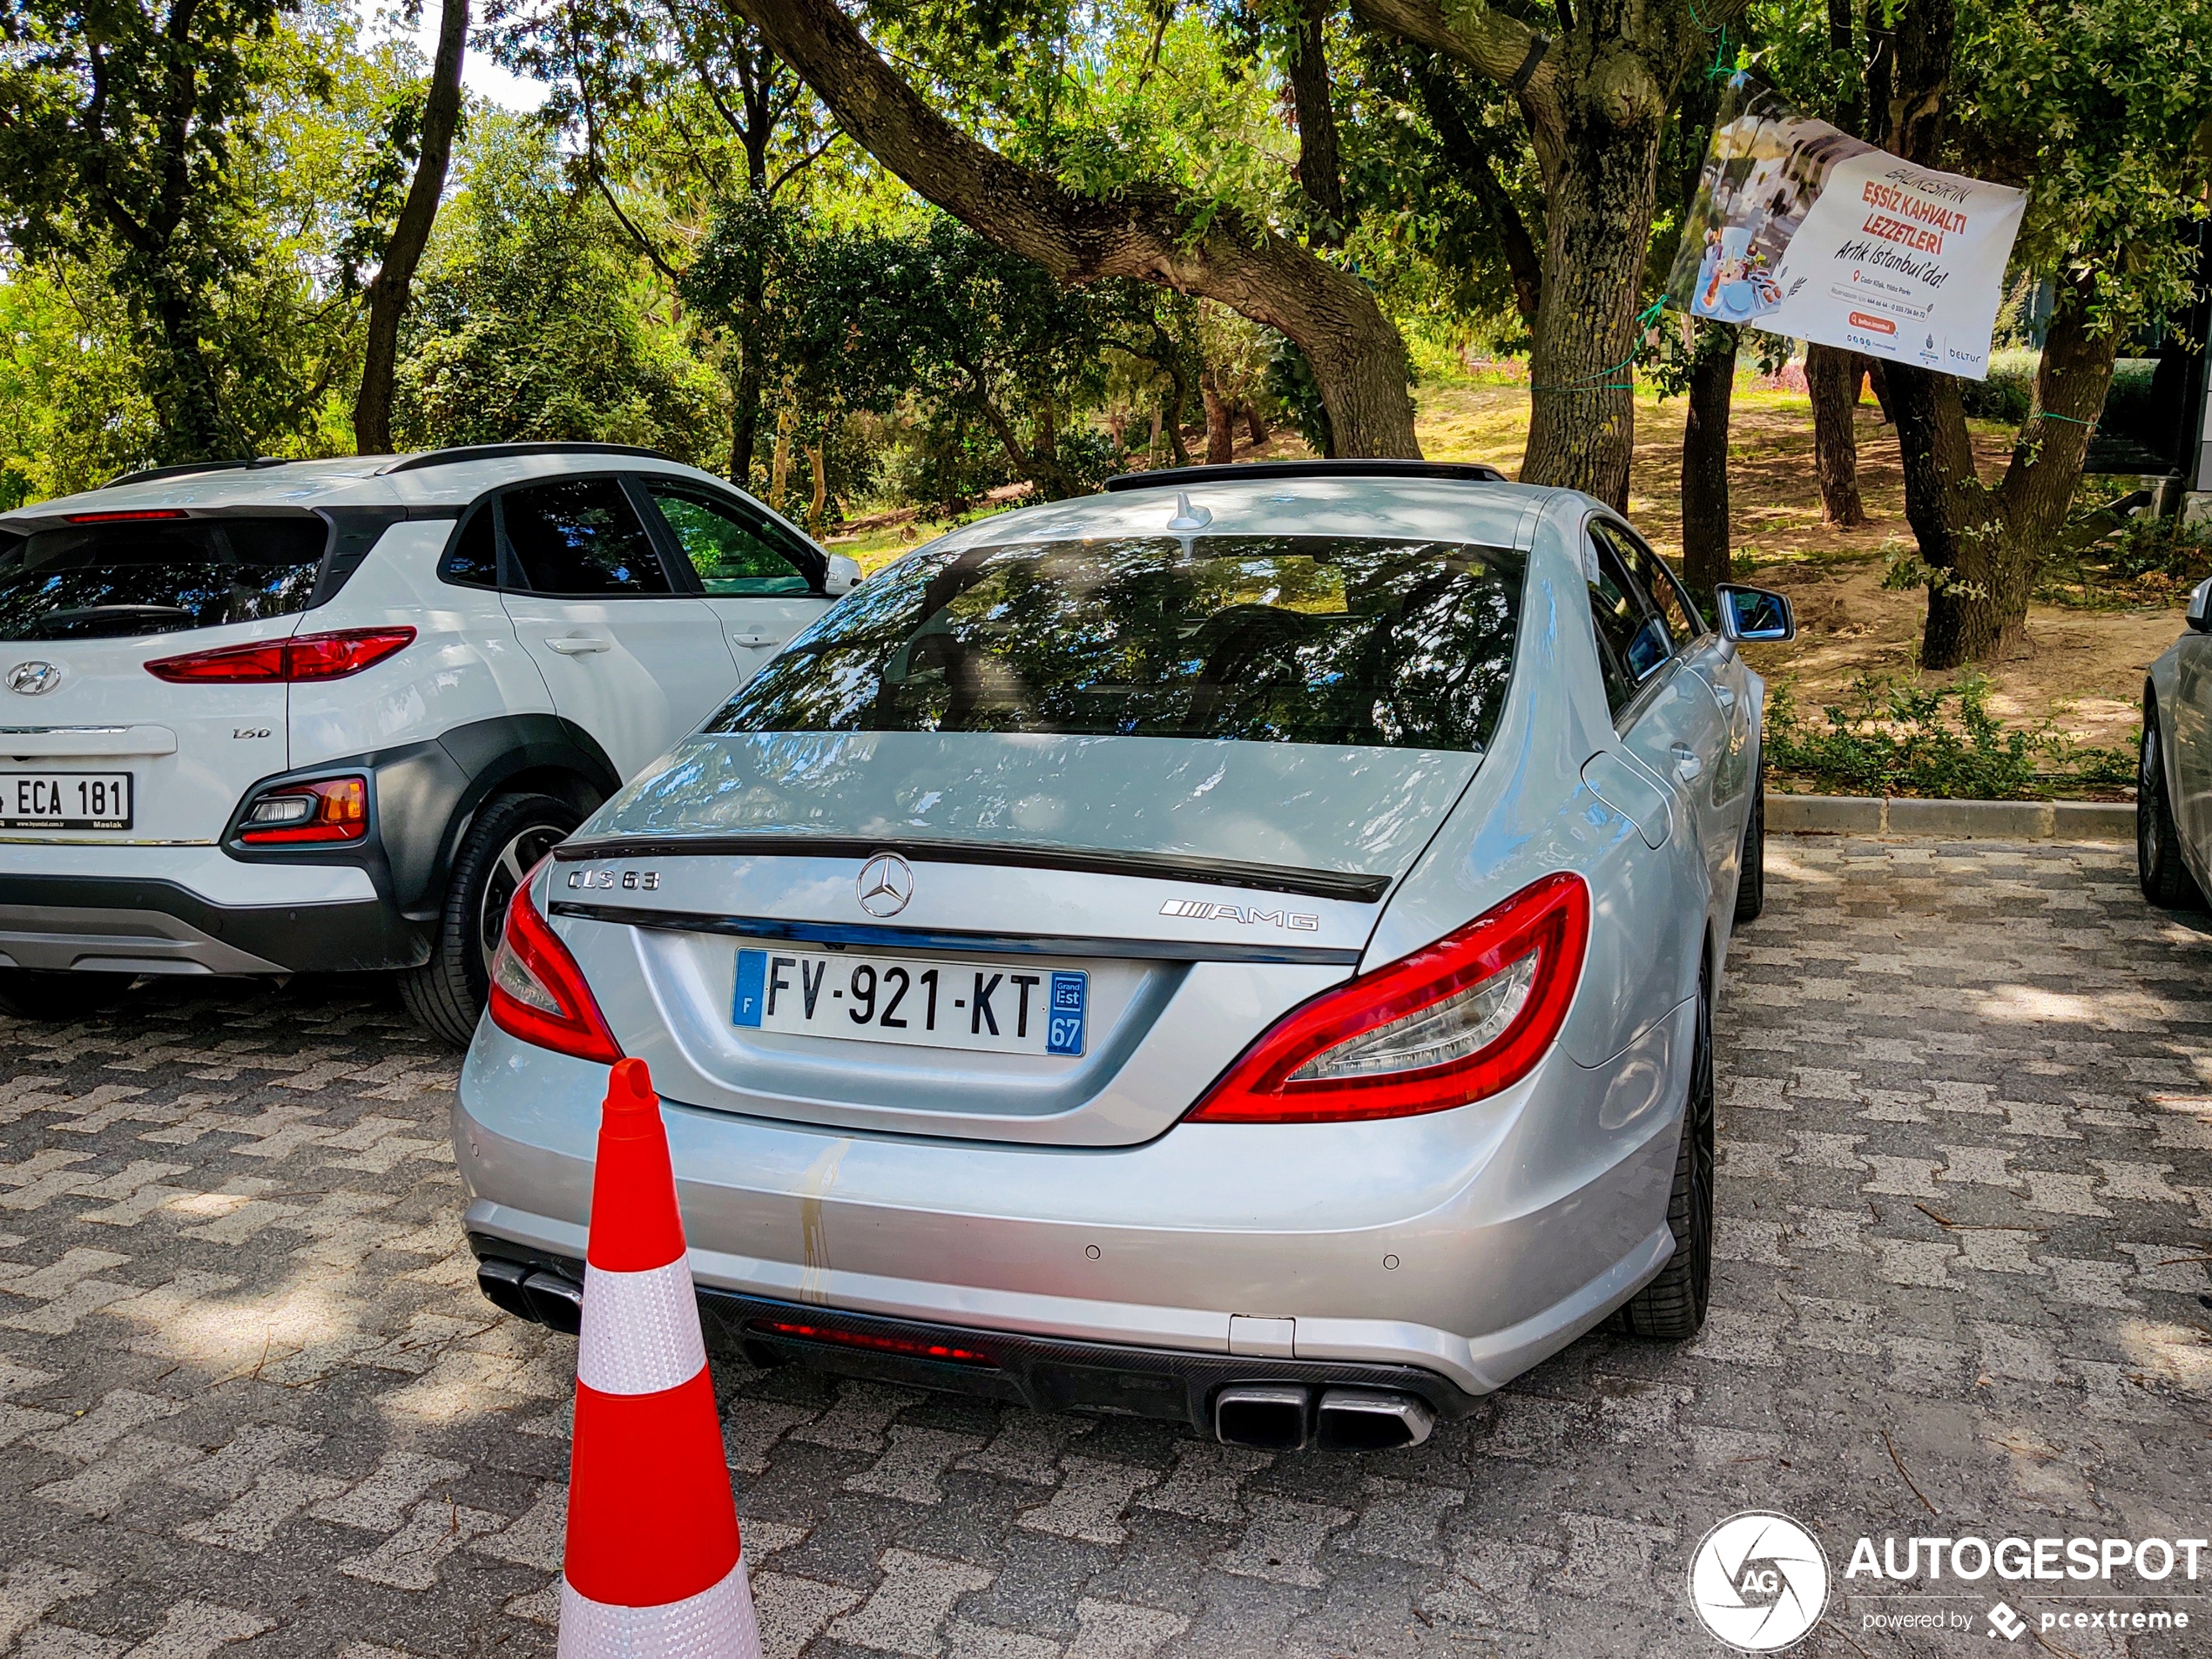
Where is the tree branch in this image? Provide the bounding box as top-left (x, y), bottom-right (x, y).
top-left (1413, 62), bottom-right (1541, 327)
top-left (726, 0), bottom-right (1419, 455)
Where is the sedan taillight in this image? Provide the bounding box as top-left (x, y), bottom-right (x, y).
top-left (487, 880), bottom-right (623, 1065)
top-left (1188, 872), bottom-right (1589, 1124)
top-left (145, 626), bottom-right (416, 683)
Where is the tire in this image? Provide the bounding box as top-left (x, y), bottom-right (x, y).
top-left (0, 970), bottom-right (122, 1022)
top-left (400, 791), bottom-right (583, 1048)
top-left (1732, 756), bottom-right (1766, 925)
top-left (1610, 960), bottom-right (1715, 1340)
top-left (2137, 702), bottom-right (2205, 910)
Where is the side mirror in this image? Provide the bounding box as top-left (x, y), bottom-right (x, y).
top-left (2188, 576), bottom-right (2212, 634)
top-left (1715, 583), bottom-right (1797, 644)
top-left (823, 553), bottom-right (863, 597)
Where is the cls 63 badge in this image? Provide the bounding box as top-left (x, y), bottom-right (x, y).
top-left (567, 868), bottom-right (660, 891)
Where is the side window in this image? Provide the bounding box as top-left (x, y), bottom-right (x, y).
top-left (644, 484), bottom-right (816, 596)
top-left (502, 477), bottom-right (671, 597)
top-left (1586, 533), bottom-right (1671, 718)
top-left (439, 505), bottom-right (498, 590)
top-left (1595, 520), bottom-right (1703, 645)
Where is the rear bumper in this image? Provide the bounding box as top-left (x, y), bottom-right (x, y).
top-left (453, 1001), bottom-right (1694, 1400)
top-left (0, 855), bottom-right (422, 974)
top-left (467, 1231), bottom-right (1484, 1431)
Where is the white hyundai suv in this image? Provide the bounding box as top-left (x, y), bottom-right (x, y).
top-left (0, 442), bottom-right (857, 1043)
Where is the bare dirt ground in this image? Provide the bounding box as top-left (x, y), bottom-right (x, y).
top-left (1418, 375), bottom-right (2186, 751)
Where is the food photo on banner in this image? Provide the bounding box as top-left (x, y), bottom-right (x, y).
top-left (1664, 78), bottom-right (2027, 378)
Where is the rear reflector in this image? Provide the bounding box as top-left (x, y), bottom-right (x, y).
top-left (237, 776), bottom-right (368, 844)
top-left (1188, 871), bottom-right (1590, 1123)
top-left (746, 1318), bottom-right (996, 1367)
top-left (487, 878), bottom-right (624, 1065)
top-left (145, 626), bottom-right (415, 683)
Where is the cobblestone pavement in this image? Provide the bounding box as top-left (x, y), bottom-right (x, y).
top-left (1, 836), bottom-right (2209, 1658)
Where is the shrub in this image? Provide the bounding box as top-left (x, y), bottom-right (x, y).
top-left (1765, 673), bottom-right (2133, 800)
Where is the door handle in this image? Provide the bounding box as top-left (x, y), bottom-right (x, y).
top-left (1671, 742), bottom-right (1706, 783)
top-left (1710, 683), bottom-right (1737, 711)
top-left (546, 636), bottom-right (611, 655)
top-left (729, 632), bottom-right (782, 648)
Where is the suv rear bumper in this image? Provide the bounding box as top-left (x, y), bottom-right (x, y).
top-left (0, 867), bottom-right (426, 975)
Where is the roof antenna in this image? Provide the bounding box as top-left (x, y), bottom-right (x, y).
top-left (1166, 491), bottom-right (1212, 531)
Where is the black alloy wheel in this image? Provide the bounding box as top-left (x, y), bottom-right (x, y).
top-left (2138, 702), bottom-right (2205, 910)
top-left (1610, 958), bottom-right (1715, 1340)
top-left (399, 792), bottom-right (585, 1047)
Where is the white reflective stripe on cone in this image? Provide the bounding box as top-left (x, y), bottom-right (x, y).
top-left (558, 1561), bottom-right (761, 1659)
top-left (577, 1258), bottom-right (708, 1396)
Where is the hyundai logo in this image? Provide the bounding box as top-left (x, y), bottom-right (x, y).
top-left (855, 853), bottom-right (914, 918)
top-left (6, 662), bottom-right (59, 696)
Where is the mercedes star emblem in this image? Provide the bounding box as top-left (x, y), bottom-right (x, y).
top-left (6, 661), bottom-right (60, 696)
top-left (855, 853), bottom-right (914, 918)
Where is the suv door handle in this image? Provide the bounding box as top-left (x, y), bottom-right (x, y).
top-left (1671, 742), bottom-right (1706, 783)
top-left (728, 631), bottom-right (782, 647)
top-left (547, 636), bottom-right (611, 655)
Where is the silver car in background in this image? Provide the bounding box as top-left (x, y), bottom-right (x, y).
top-left (455, 461), bottom-right (1797, 1452)
top-left (2141, 575), bottom-right (2212, 908)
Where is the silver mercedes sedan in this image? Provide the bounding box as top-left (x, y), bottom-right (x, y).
top-left (455, 461), bottom-right (1796, 1452)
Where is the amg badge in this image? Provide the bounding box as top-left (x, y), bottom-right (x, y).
top-left (1160, 898), bottom-right (1320, 931)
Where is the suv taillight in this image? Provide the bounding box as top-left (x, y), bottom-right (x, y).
top-left (145, 626), bottom-right (415, 684)
top-left (1188, 873), bottom-right (1589, 1124)
top-left (238, 776), bottom-right (368, 844)
top-left (487, 880), bottom-right (623, 1065)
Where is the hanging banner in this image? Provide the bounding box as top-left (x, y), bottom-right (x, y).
top-left (1664, 80), bottom-right (2027, 380)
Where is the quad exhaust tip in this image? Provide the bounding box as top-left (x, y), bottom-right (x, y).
top-left (476, 1258), bottom-right (584, 1336)
top-left (1214, 1384), bottom-right (1435, 1452)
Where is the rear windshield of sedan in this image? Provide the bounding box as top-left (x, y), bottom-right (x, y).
top-left (708, 535), bottom-right (1525, 752)
top-left (0, 516), bottom-right (327, 641)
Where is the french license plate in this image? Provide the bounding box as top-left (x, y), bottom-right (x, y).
top-left (0, 771), bottom-right (132, 830)
top-left (732, 947), bottom-right (1088, 1057)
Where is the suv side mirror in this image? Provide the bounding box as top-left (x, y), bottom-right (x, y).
top-left (823, 553), bottom-right (863, 597)
top-left (1715, 583), bottom-right (1797, 644)
top-left (2188, 576), bottom-right (2212, 634)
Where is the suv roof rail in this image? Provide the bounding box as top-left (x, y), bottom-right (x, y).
top-left (376, 441), bottom-right (682, 475)
top-left (1103, 459), bottom-right (1509, 491)
top-left (99, 456), bottom-right (287, 490)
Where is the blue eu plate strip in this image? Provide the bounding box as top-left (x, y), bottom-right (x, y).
top-left (1046, 969), bottom-right (1088, 1055)
top-left (732, 948), bottom-right (767, 1027)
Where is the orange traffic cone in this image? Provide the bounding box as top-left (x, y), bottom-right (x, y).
top-left (560, 1057), bottom-right (761, 1657)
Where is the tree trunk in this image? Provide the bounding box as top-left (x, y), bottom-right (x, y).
top-left (770, 408), bottom-right (792, 508)
top-left (1904, 295), bottom-right (2117, 667)
top-left (1804, 342), bottom-right (1865, 527)
top-left (148, 280), bottom-right (226, 462)
top-left (1244, 401), bottom-right (1268, 445)
top-left (1201, 370), bottom-right (1234, 464)
top-left (1680, 325), bottom-right (1735, 600)
top-left (731, 0), bottom-right (1419, 456)
top-left (1520, 111), bottom-right (1663, 508)
top-left (731, 341), bottom-right (764, 489)
top-left (1865, 359), bottom-right (1894, 423)
top-left (1286, 0), bottom-right (1345, 240)
top-left (354, 0), bottom-right (468, 454)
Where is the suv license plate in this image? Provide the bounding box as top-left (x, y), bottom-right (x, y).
top-left (0, 771), bottom-right (132, 830)
top-left (733, 946), bottom-right (1087, 1057)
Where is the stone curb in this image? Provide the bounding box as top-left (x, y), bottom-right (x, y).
top-left (1767, 792), bottom-right (2135, 842)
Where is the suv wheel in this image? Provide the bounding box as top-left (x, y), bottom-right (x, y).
top-left (401, 792), bottom-right (583, 1047)
top-left (1610, 958), bottom-right (1714, 1340)
top-left (2138, 702), bottom-right (2204, 910)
